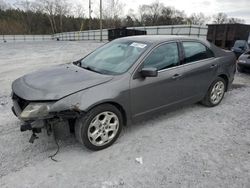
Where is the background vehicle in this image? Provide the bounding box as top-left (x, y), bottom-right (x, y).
top-left (11, 36), bottom-right (236, 150)
top-left (231, 40), bottom-right (250, 58)
top-left (237, 50), bottom-right (250, 72)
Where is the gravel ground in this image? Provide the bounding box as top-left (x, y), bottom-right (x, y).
top-left (0, 41), bottom-right (250, 188)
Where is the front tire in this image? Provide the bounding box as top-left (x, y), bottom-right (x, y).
top-left (202, 77), bottom-right (226, 107)
top-left (75, 104), bottom-right (123, 151)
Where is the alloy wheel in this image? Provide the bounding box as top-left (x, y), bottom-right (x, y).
top-left (87, 111), bottom-right (119, 146)
top-left (210, 81), bottom-right (225, 105)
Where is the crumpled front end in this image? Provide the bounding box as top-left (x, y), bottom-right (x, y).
top-left (10, 63), bottom-right (114, 143)
top-left (11, 92), bottom-right (80, 143)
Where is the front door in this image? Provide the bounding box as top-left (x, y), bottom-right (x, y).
top-left (130, 42), bottom-right (186, 118)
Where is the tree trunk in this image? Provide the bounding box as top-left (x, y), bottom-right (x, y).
top-left (60, 14), bottom-right (63, 32)
top-left (47, 15), bottom-right (55, 33)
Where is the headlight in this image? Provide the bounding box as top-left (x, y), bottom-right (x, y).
top-left (20, 103), bottom-right (53, 119)
top-left (238, 60), bottom-right (246, 63)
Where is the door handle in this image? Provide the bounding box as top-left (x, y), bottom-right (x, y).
top-left (210, 64), bottom-right (218, 69)
top-left (172, 74), bottom-right (182, 79)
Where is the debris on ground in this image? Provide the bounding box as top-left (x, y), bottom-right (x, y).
top-left (135, 157), bottom-right (143, 165)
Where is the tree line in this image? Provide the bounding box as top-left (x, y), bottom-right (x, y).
top-left (0, 0), bottom-right (245, 35)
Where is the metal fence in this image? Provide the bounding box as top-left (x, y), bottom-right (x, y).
top-left (52, 29), bottom-right (109, 41)
top-left (1, 25), bottom-right (208, 42)
top-left (0, 35), bottom-right (52, 42)
top-left (52, 25), bottom-right (208, 41)
top-left (133, 25), bottom-right (207, 38)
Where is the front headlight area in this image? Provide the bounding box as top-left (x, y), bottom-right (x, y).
top-left (238, 60), bottom-right (246, 63)
top-left (20, 103), bottom-right (54, 120)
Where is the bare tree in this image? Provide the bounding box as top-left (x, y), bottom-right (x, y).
top-left (73, 3), bottom-right (85, 31)
top-left (0, 0), bottom-right (8, 10)
top-left (38, 0), bottom-right (57, 33)
top-left (126, 8), bottom-right (136, 21)
top-left (138, 5), bottom-right (149, 25)
top-left (213, 12), bottom-right (228, 24)
top-left (171, 9), bottom-right (186, 25)
top-left (228, 17), bottom-right (245, 24)
top-left (137, 1), bottom-right (187, 26)
top-left (148, 1), bottom-right (163, 25)
top-left (111, 0), bottom-right (123, 18)
top-left (160, 6), bottom-right (173, 23)
top-left (213, 12), bottom-right (245, 24)
top-left (102, 0), bottom-right (124, 28)
top-left (55, 0), bottom-right (71, 32)
top-left (138, 1), bottom-right (164, 26)
top-left (14, 0), bottom-right (36, 33)
top-left (74, 3), bottom-right (85, 18)
top-left (37, 0), bottom-right (71, 33)
top-left (187, 13), bottom-right (210, 25)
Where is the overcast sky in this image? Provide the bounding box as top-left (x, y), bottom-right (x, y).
top-left (76, 0), bottom-right (250, 23)
top-left (6, 0), bottom-right (250, 23)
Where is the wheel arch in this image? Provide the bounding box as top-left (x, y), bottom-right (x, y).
top-left (218, 74), bottom-right (229, 91)
top-left (86, 101), bottom-right (128, 126)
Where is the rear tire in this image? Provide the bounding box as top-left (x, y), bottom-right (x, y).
top-left (75, 104), bottom-right (123, 151)
top-left (202, 77), bottom-right (226, 107)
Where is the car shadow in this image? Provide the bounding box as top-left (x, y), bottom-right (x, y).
top-left (34, 80), bottom-right (246, 156)
top-left (231, 83), bottom-right (247, 89)
top-left (49, 103), bottom-right (199, 154)
top-left (41, 78), bottom-right (248, 155)
top-left (121, 103), bottom-right (200, 135)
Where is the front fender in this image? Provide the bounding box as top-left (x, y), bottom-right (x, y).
top-left (49, 79), bottom-right (130, 120)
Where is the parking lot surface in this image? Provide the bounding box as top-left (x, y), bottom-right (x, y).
top-left (0, 41), bottom-right (249, 188)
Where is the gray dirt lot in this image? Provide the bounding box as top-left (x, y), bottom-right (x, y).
top-left (0, 41), bottom-right (250, 188)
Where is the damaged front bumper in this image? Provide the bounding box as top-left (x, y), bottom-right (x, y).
top-left (19, 120), bottom-right (46, 143)
top-left (11, 92), bottom-right (81, 143)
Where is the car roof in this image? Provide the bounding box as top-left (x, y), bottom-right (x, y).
top-left (116, 35), bottom-right (228, 57)
top-left (117, 35), bottom-right (209, 45)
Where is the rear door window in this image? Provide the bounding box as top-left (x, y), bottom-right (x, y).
top-left (182, 41), bottom-right (214, 64)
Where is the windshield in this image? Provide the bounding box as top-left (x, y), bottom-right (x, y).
top-left (233, 40), bottom-right (247, 48)
top-left (80, 40), bottom-right (150, 75)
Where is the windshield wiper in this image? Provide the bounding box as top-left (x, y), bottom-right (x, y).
top-left (82, 65), bottom-right (102, 74)
top-left (73, 60), bottom-right (81, 66)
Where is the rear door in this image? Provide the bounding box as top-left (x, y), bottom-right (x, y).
top-left (179, 41), bottom-right (218, 100)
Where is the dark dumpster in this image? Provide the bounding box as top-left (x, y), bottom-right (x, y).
top-left (207, 23), bottom-right (250, 49)
top-left (108, 27), bottom-right (147, 41)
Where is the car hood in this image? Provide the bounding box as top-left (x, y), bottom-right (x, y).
top-left (12, 64), bottom-right (113, 101)
top-left (239, 54), bottom-right (250, 62)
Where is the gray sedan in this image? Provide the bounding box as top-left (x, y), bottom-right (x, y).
top-left (11, 35), bottom-right (236, 150)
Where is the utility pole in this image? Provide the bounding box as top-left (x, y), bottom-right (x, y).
top-left (111, 0), bottom-right (114, 28)
top-left (100, 0), bottom-right (103, 41)
top-left (89, 0), bottom-right (91, 30)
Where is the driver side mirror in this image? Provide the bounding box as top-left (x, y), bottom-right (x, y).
top-left (140, 67), bottom-right (158, 77)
